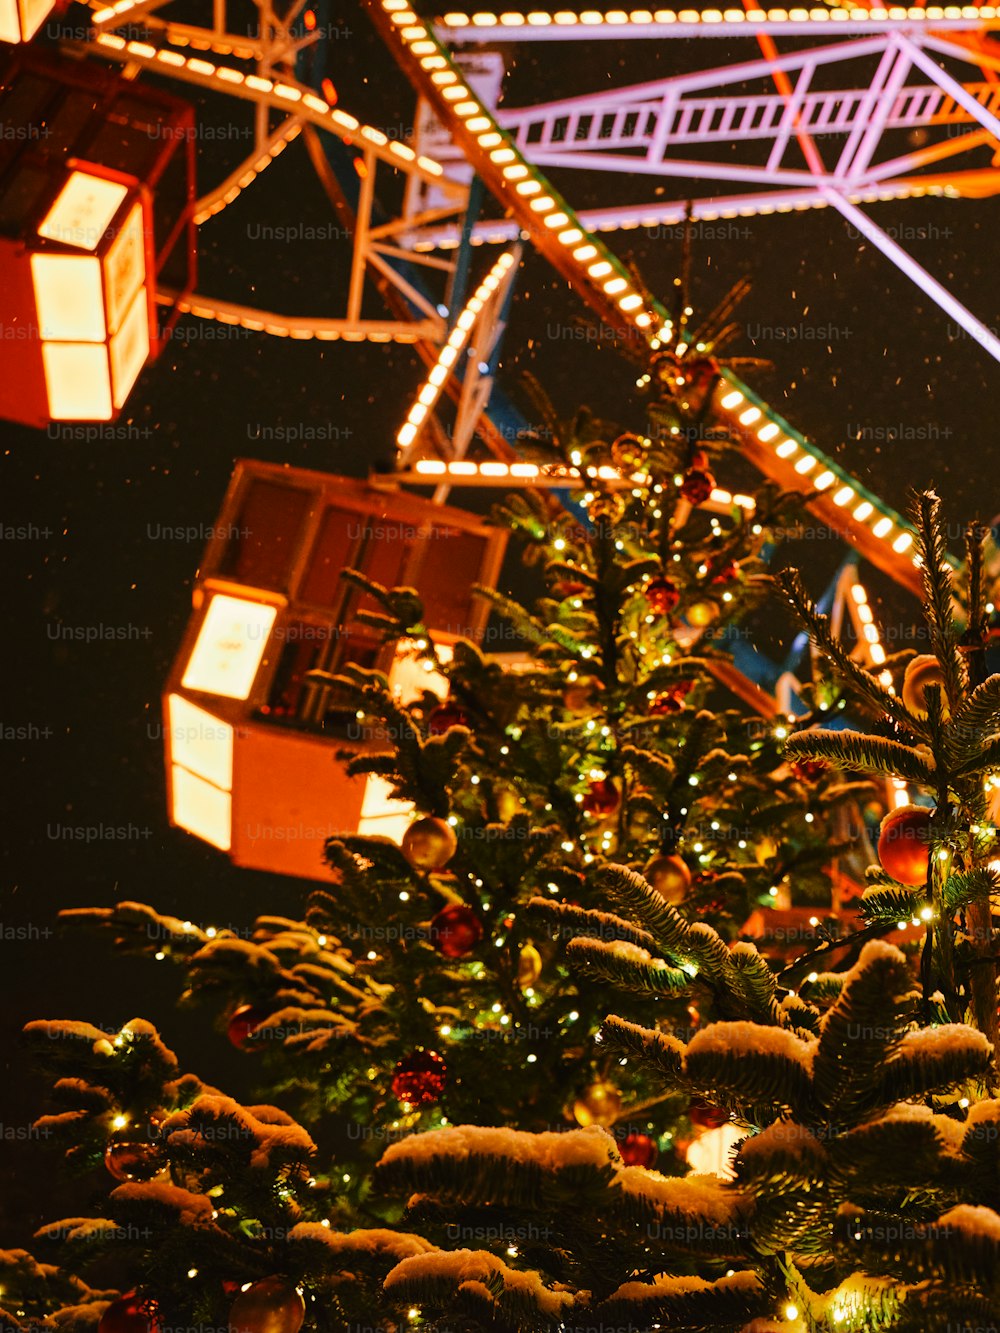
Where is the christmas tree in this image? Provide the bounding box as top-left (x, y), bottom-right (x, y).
top-left (357, 494), bottom-right (1000, 1332)
top-left (11, 361), bottom-right (982, 1333)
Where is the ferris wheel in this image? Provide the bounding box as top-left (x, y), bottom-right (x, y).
top-left (4, 0), bottom-right (997, 589)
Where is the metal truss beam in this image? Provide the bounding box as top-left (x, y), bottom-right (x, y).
top-left (410, 25), bottom-right (1000, 359)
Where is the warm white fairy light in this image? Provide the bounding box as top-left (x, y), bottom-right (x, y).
top-left (398, 252), bottom-right (516, 449)
top-left (433, 5), bottom-right (1000, 30)
top-left (846, 580), bottom-right (888, 668)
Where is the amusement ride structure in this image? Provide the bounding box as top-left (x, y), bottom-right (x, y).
top-left (2, 0), bottom-right (996, 870)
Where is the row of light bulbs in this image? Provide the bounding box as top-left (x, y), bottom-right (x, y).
top-left (433, 5), bottom-right (996, 27)
top-left (91, 30), bottom-right (445, 181)
top-left (718, 384), bottom-right (918, 561)
top-left (397, 251), bottom-right (517, 449)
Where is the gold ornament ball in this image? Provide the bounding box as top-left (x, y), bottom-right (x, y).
top-left (902, 654), bottom-right (950, 720)
top-left (754, 835), bottom-right (779, 866)
top-left (401, 817), bottom-right (457, 871)
top-left (517, 943), bottom-right (543, 988)
top-left (229, 1278), bottom-right (305, 1333)
top-left (588, 492), bottom-right (626, 524)
top-left (573, 1081), bottom-right (622, 1127)
top-left (610, 433), bottom-right (646, 471)
top-left (643, 854), bottom-right (692, 905)
top-left (495, 785), bottom-right (526, 822)
top-left (687, 600), bottom-right (719, 628)
top-left (563, 677), bottom-right (604, 714)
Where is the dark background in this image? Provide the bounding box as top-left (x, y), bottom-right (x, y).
top-left (3, 3), bottom-right (999, 1242)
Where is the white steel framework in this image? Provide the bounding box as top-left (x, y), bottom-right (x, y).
top-left (403, 21), bottom-right (1000, 359)
top-left (57, 0), bottom-right (994, 602)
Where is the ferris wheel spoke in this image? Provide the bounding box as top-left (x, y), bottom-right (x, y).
top-left (156, 289), bottom-right (441, 343)
top-left (193, 115), bottom-right (304, 224)
top-left (83, 31), bottom-right (455, 189)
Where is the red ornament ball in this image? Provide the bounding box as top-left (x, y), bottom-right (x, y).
top-left (643, 577), bottom-right (680, 617)
top-left (790, 757), bottom-right (828, 783)
top-left (581, 778), bottom-right (620, 817)
top-left (684, 359), bottom-right (718, 393)
top-left (430, 904), bottom-right (483, 959)
top-left (648, 681), bottom-right (694, 716)
top-left (428, 703), bottom-right (470, 735)
top-left (553, 579), bottom-right (587, 600)
top-left (878, 805), bottom-right (933, 886)
top-left (679, 467), bottom-right (716, 506)
top-left (619, 1131), bottom-right (658, 1168)
top-left (229, 1277), bottom-right (306, 1333)
top-left (99, 1294), bottom-right (159, 1333)
top-left (104, 1139), bottom-right (163, 1183)
top-left (689, 1101), bottom-right (728, 1130)
top-left (392, 1049), bottom-right (447, 1107)
top-left (227, 1005), bottom-right (270, 1052)
top-left (710, 560), bottom-right (739, 585)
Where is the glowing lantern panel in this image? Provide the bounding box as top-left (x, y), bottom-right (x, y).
top-left (104, 204), bottom-right (146, 330)
top-left (31, 254), bottom-right (106, 341)
top-left (181, 595), bottom-right (277, 701)
top-left (37, 174), bottom-right (129, 251)
top-left (686, 1122), bottom-right (745, 1179)
top-left (110, 288), bottom-right (152, 410)
top-left (40, 344), bottom-right (114, 422)
top-left (171, 767), bottom-right (233, 852)
top-left (167, 694), bottom-right (234, 790)
top-left (0, 0), bottom-right (54, 43)
top-left (0, 52), bottom-right (196, 427)
top-left (166, 695), bottom-right (234, 852)
top-left (29, 172), bottom-right (151, 421)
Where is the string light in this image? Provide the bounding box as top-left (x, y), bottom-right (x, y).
top-left (716, 378), bottom-right (926, 576)
top-left (848, 580), bottom-right (887, 666)
top-left (434, 6), bottom-right (999, 31)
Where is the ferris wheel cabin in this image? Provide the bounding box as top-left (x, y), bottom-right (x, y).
top-left (162, 461), bottom-right (507, 880)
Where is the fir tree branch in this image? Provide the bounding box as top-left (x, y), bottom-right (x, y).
top-left (597, 1016), bottom-right (688, 1086)
top-left (943, 867), bottom-right (1000, 914)
top-left (810, 941), bottom-right (920, 1121)
top-left (784, 729), bottom-right (936, 787)
top-left (565, 937), bottom-right (690, 996)
top-left (683, 1022), bottom-right (814, 1111)
top-left (952, 733), bottom-right (1000, 778)
top-left (525, 898), bottom-right (659, 953)
top-left (914, 491), bottom-right (964, 713)
top-left (855, 885), bottom-right (925, 925)
top-left (596, 1272), bottom-right (769, 1328)
top-left (872, 1026), bottom-right (993, 1105)
top-left (949, 675), bottom-right (1000, 753)
top-left (772, 569), bottom-right (924, 737)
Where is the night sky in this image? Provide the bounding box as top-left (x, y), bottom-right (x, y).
top-left (3, 3), bottom-right (1000, 1241)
